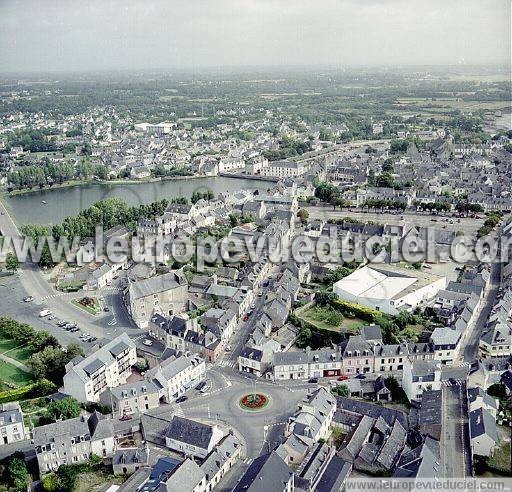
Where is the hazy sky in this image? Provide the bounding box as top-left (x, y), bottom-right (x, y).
top-left (0, 0), bottom-right (510, 72)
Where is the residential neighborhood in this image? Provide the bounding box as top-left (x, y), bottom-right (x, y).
top-left (0, 4), bottom-right (510, 490)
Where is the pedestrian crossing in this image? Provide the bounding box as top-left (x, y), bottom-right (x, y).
top-left (243, 458), bottom-right (252, 465)
top-left (454, 361), bottom-right (471, 368)
top-left (40, 292), bottom-right (69, 301)
top-left (217, 359), bottom-right (237, 368)
top-left (441, 379), bottom-right (464, 387)
top-left (101, 286), bottom-right (122, 296)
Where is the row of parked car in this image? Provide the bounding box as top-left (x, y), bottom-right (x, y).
top-left (56, 320), bottom-right (97, 343)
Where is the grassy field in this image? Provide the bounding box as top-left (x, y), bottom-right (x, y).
top-left (488, 441), bottom-right (512, 474)
top-left (74, 470), bottom-right (125, 492)
top-left (300, 306), bottom-right (365, 334)
top-left (0, 336), bottom-right (35, 390)
top-left (0, 336), bottom-right (34, 363)
top-left (0, 360), bottom-right (34, 388)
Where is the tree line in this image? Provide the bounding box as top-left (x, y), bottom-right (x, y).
top-left (8, 159), bottom-right (108, 190)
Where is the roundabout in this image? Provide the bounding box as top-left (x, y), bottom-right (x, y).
top-left (239, 393), bottom-right (270, 411)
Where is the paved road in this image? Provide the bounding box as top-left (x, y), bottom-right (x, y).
top-left (177, 368), bottom-right (309, 458)
top-left (441, 383), bottom-right (471, 478)
top-left (305, 206), bottom-right (485, 236)
top-left (0, 201), bottom-right (20, 237)
top-left (460, 261), bottom-right (502, 363)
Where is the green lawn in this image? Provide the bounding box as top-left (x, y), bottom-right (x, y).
top-left (0, 336), bottom-right (34, 363)
top-left (300, 306), bottom-right (365, 334)
top-left (0, 338), bottom-right (17, 352)
top-left (0, 360), bottom-right (34, 388)
top-left (71, 297), bottom-right (101, 315)
top-left (488, 441), bottom-right (512, 473)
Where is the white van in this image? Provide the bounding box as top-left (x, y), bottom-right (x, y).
top-left (39, 309), bottom-right (52, 317)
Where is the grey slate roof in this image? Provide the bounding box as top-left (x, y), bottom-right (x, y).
top-left (394, 436), bottom-right (441, 478)
top-left (314, 455), bottom-right (351, 492)
top-left (112, 446), bottom-right (149, 466)
top-left (165, 416), bottom-right (214, 450)
top-left (469, 408), bottom-right (498, 442)
top-left (232, 451), bottom-right (293, 492)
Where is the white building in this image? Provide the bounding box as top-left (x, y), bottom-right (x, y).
top-left (34, 412), bottom-right (115, 475)
top-left (146, 353), bottom-right (206, 402)
top-left (164, 416), bottom-right (223, 459)
top-left (469, 408), bottom-right (498, 457)
top-left (333, 265), bottom-right (446, 316)
top-left (62, 333), bottom-right (137, 403)
top-left (0, 402), bottom-right (26, 445)
top-left (401, 358), bottom-right (442, 402)
top-left (260, 160), bottom-right (306, 178)
top-left (287, 388), bottom-right (336, 445)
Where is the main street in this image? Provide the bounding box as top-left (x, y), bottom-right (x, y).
top-left (441, 383), bottom-right (471, 478)
top-left (441, 219), bottom-right (507, 478)
top-left (460, 260), bottom-right (502, 363)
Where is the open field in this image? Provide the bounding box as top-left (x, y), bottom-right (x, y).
top-left (0, 336), bottom-right (34, 363)
top-left (74, 470), bottom-right (125, 492)
top-left (488, 441), bottom-right (512, 474)
top-left (395, 98), bottom-right (510, 112)
top-left (0, 360), bottom-right (34, 388)
top-left (299, 305), bottom-right (365, 334)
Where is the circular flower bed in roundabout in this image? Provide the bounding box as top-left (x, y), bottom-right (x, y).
top-left (239, 393), bottom-right (270, 411)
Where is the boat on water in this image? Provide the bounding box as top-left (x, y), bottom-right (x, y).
top-left (41, 200), bottom-right (47, 204)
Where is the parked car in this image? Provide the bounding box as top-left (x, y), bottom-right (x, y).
top-left (308, 378), bottom-right (319, 384)
top-left (143, 339), bottom-right (153, 347)
top-left (23, 296), bottom-right (34, 303)
top-left (196, 381), bottom-right (207, 391)
top-left (176, 396), bottom-right (188, 403)
top-left (103, 306), bottom-right (110, 312)
top-left (337, 375), bottom-right (349, 381)
top-left (39, 309), bottom-right (52, 318)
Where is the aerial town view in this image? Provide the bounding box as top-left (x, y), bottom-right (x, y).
top-left (0, 1), bottom-right (510, 491)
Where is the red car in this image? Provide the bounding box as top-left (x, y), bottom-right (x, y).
top-left (337, 375), bottom-right (349, 381)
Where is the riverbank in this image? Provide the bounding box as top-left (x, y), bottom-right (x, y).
top-left (218, 172), bottom-right (278, 182)
top-left (2, 175), bottom-right (269, 225)
top-left (3, 172), bottom-right (260, 196)
top-left (6, 179), bottom-right (96, 196)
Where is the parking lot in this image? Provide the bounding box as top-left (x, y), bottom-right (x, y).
top-left (306, 206), bottom-right (486, 236)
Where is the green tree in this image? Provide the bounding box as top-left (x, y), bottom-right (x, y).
top-left (45, 397), bottom-right (81, 422)
top-left (296, 326), bottom-right (313, 348)
top-left (332, 384), bottom-right (350, 397)
top-left (315, 291), bottom-right (337, 306)
top-left (8, 456), bottom-right (28, 491)
top-left (297, 209), bottom-right (309, 224)
top-left (42, 473), bottom-right (62, 491)
top-left (5, 252), bottom-right (19, 272)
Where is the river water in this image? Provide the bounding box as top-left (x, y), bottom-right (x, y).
top-left (4, 176), bottom-right (271, 225)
